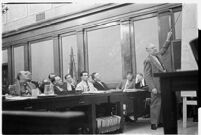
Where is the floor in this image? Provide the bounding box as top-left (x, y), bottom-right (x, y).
top-left (119, 117), bottom-right (198, 135)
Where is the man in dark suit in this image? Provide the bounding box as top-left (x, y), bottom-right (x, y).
top-left (144, 31), bottom-right (172, 130)
top-left (91, 72), bottom-right (109, 91)
top-left (135, 73), bottom-right (148, 90)
top-left (63, 74), bottom-right (76, 93)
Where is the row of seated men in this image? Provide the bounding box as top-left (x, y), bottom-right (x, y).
top-left (8, 70), bottom-right (148, 96)
top-left (7, 70), bottom-right (150, 122)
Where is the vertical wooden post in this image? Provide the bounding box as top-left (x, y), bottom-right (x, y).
top-left (76, 29), bottom-right (86, 80)
top-left (53, 35), bottom-right (61, 76)
top-left (7, 46), bottom-right (14, 84)
top-left (120, 20), bottom-right (132, 78)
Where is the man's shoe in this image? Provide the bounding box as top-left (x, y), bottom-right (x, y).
top-left (125, 116), bottom-right (136, 122)
top-left (151, 124), bottom-right (157, 130)
top-left (158, 123), bottom-right (163, 127)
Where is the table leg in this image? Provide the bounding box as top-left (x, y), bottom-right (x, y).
top-left (116, 100), bottom-right (124, 133)
top-left (88, 104), bottom-right (96, 134)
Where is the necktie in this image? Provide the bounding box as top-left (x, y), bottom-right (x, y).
top-left (124, 80), bottom-right (129, 89)
top-left (86, 81), bottom-right (90, 91)
top-left (98, 82), bottom-right (105, 89)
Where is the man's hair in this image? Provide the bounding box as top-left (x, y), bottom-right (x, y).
top-left (64, 74), bottom-right (71, 80)
top-left (91, 72), bottom-right (97, 80)
top-left (52, 75), bottom-right (61, 83)
top-left (136, 73), bottom-right (143, 77)
top-left (127, 72), bottom-right (133, 76)
top-left (48, 73), bottom-right (56, 83)
top-left (80, 71), bottom-right (88, 77)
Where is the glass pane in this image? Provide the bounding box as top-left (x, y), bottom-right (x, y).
top-left (174, 11), bottom-right (182, 39)
top-left (2, 49), bottom-right (8, 64)
top-left (87, 25), bottom-right (122, 83)
top-left (61, 34), bottom-right (78, 80)
top-left (134, 17), bottom-right (159, 74)
top-left (31, 40), bottom-right (54, 81)
top-left (14, 46), bottom-right (24, 78)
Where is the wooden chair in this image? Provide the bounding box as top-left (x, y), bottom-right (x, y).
top-left (181, 91), bottom-right (197, 128)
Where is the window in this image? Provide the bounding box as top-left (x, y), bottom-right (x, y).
top-left (134, 17), bottom-right (159, 74)
top-left (87, 25), bottom-right (122, 83)
top-left (14, 46), bottom-right (24, 78)
top-left (61, 34), bottom-right (78, 80)
top-left (2, 49), bottom-right (8, 64)
top-left (31, 40), bottom-right (54, 81)
top-left (174, 11), bottom-right (182, 39)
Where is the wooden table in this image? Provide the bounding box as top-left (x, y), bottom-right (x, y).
top-left (3, 92), bottom-right (124, 134)
top-left (123, 90), bottom-right (150, 118)
top-left (3, 111), bottom-right (85, 134)
top-left (154, 70), bottom-right (198, 134)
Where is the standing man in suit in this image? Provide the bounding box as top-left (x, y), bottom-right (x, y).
top-left (144, 31), bottom-right (172, 130)
top-left (91, 72), bottom-right (109, 91)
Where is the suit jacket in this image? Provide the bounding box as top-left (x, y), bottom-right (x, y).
top-left (54, 84), bottom-right (67, 95)
top-left (93, 81), bottom-right (109, 91)
top-left (116, 79), bottom-right (135, 90)
top-left (10, 80), bottom-right (39, 96)
top-left (135, 80), bottom-right (148, 91)
top-left (144, 40), bottom-right (171, 93)
top-left (62, 82), bottom-right (76, 92)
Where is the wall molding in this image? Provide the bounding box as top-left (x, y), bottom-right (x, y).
top-left (2, 3), bottom-right (181, 48)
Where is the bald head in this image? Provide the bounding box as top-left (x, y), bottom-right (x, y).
top-left (146, 43), bottom-right (158, 55)
top-left (17, 71), bottom-right (32, 82)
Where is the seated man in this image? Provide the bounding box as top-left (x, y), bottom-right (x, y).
top-left (76, 71), bottom-right (97, 92)
top-left (116, 72), bottom-right (136, 122)
top-left (91, 72), bottom-right (109, 91)
top-left (135, 73), bottom-right (148, 90)
top-left (9, 71), bottom-right (39, 96)
top-left (91, 72), bottom-right (111, 117)
top-left (52, 75), bottom-right (67, 95)
top-left (116, 72), bottom-right (135, 91)
top-left (63, 74), bottom-right (76, 93)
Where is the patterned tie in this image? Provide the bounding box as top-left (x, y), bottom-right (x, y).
top-left (98, 82), bottom-right (105, 89)
top-left (86, 81), bottom-right (90, 91)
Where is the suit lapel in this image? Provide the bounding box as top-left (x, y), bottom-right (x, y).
top-left (149, 55), bottom-right (164, 72)
top-left (156, 55), bottom-right (166, 71)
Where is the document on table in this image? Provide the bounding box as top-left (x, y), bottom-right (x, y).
top-left (82, 90), bottom-right (106, 94)
top-left (123, 89), bottom-right (145, 92)
top-left (5, 96), bottom-right (37, 100)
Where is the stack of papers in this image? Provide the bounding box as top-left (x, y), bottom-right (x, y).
top-left (123, 89), bottom-right (145, 92)
top-left (37, 94), bottom-right (57, 98)
top-left (105, 89), bottom-right (122, 93)
top-left (82, 90), bottom-right (106, 94)
top-left (5, 96), bottom-right (37, 101)
top-left (96, 115), bottom-right (121, 133)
